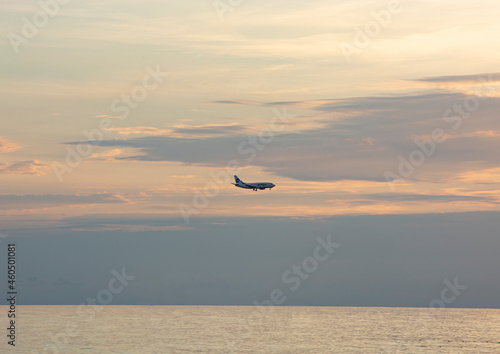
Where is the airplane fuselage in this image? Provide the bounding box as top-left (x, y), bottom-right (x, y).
top-left (233, 176), bottom-right (275, 191)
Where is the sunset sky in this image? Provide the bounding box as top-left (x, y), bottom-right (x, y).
top-left (1, 0), bottom-right (499, 307)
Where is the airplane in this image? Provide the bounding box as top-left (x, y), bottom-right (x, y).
top-left (232, 175), bottom-right (275, 191)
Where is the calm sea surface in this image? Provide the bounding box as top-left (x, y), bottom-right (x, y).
top-left (2, 306), bottom-right (500, 353)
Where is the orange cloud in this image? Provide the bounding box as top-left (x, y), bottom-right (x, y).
top-left (88, 148), bottom-right (135, 161)
top-left (107, 124), bottom-right (253, 139)
top-left (0, 137), bottom-right (21, 153)
top-left (459, 167), bottom-right (500, 184)
top-left (0, 160), bottom-right (48, 175)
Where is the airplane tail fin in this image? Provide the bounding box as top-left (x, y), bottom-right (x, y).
top-left (234, 175), bottom-right (241, 184)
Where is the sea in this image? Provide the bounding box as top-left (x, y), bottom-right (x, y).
top-left (2, 306), bottom-right (500, 353)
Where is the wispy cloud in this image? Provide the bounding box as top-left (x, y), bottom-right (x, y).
top-left (344, 193), bottom-right (499, 204)
top-left (107, 123), bottom-right (252, 139)
top-left (70, 224), bottom-right (192, 232)
top-left (0, 193), bottom-right (130, 210)
top-left (413, 73), bottom-right (500, 83)
top-left (0, 160), bottom-right (48, 175)
top-left (0, 137), bottom-right (21, 153)
top-left (88, 148), bottom-right (135, 161)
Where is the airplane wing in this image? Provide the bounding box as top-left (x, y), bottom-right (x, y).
top-left (241, 181), bottom-right (256, 188)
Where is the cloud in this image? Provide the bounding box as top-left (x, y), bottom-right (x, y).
top-left (88, 148), bottom-right (134, 161)
top-left (413, 73), bottom-right (500, 83)
top-left (70, 224), bottom-right (191, 232)
top-left (64, 76), bottom-right (500, 185)
top-left (345, 193), bottom-right (498, 203)
top-left (107, 124), bottom-right (252, 139)
top-left (0, 137), bottom-right (21, 153)
top-left (107, 127), bottom-right (174, 136)
top-left (7, 212), bottom-right (500, 307)
top-left (211, 100), bottom-right (248, 105)
top-left (0, 160), bottom-right (49, 175)
top-left (458, 168), bottom-right (500, 185)
top-left (0, 193), bottom-right (130, 210)
top-left (58, 213), bottom-right (193, 232)
top-left (173, 124), bottom-right (249, 137)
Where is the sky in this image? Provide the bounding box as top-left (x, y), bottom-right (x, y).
top-left (0, 0), bottom-right (499, 307)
